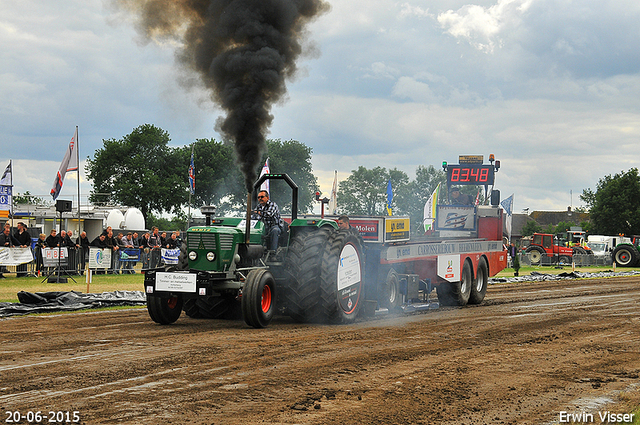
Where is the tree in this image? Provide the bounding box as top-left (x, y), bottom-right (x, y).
top-left (177, 139), bottom-right (244, 216)
top-left (401, 165), bottom-right (447, 232)
top-left (86, 124), bottom-right (185, 223)
top-left (260, 139), bottom-right (318, 214)
top-left (338, 166), bottom-right (393, 215)
top-left (13, 191), bottom-right (50, 207)
top-left (581, 168), bottom-right (640, 235)
top-left (521, 220), bottom-right (542, 236)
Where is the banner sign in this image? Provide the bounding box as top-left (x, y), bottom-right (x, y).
top-left (89, 247), bottom-right (112, 269)
top-left (119, 248), bottom-right (140, 262)
top-left (0, 247), bottom-right (33, 266)
top-left (42, 247), bottom-right (68, 267)
top-left (161, 248), bottom-right (180, 265)
top-left (436, 205), bottom-right (477, 231)
top-left (0, 185), bottom-right (11, 211)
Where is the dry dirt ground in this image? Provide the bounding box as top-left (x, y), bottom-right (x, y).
top-left (1, 276), bottom-right (640, 425)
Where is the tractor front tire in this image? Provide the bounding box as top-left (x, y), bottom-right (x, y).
top-left (147, 294), bottom-right (183, 325)
top-left (526, 246), bottom-right (545, 265)
top-left (242, 269), bottom-right (276, 328)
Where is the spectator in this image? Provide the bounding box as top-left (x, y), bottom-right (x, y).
top-left (45, 229), bottom-right (61, 247)
top-left (0, 226), bottom-right (13, 278)
top-left (76, 231), bottom-right (90, 275)
top-left (13, 222), bottom-right (31, 277)
top-left (35, 233), bottom-right (46, 274)
top-left (149, 227), bottom-right (162, 268)
top-left (63, 230), bottom-right (77, 274)
top-left (166, 232), bottom-right (178, 249)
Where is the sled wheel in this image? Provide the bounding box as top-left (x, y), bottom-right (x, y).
top-left (381, 269), bottom-right (402, 311)
top-left (242, 269), bottom-right (276, 328)
top-left (146, 294), bottom-right (183, 325)
top-left (447, 259), bottom-right (472, 306)
top-left (469, 257), bottom-right (488, 305)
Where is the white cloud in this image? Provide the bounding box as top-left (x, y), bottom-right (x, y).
top-left (437, 0), bottom-right (534, 53)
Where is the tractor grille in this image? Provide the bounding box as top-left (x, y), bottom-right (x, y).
top-left (219, 234), bottom-right (234, 250)
top-left (187, 233), bottom-right (234, 251)
top-left (188, 233), bottom-right (217, 250)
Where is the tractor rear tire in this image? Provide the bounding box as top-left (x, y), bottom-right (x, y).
top-left (282, 226), bottom-right (333, 322)
top-left (146, 294), bottom-right (183, 325)
top-left (526, 246), bottom-right (545, 265)
top-left (242, 269), bottom-right (276, 328)
top-left (572, 246), bottom-right (586, 255)
top-left (469, 257), bottom-right (488, 305)
top-left (613, 245), bottom-right (638, 267)
top-left (318, 228), bottom-right (365, 324)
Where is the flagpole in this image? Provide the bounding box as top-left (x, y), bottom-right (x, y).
top-left (188, 144), bottom-right (194, 228)
top-left (76, 126), bottom-right (81, 232)
top-left (9, 160), bottom-right (13, 221)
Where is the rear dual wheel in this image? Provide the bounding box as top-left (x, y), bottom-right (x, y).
top-left (319, 228), bottom-right (365, 324)
top-left (469, 257), bottom-right (488, 305)
top-left (436, 260), bottom-right (473, 307)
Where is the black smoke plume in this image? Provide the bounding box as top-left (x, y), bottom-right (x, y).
top-left (116, 0), bottom-right (330, 191)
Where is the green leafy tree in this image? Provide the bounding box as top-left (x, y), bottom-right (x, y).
top-left (177, 139), bottom-right (244, 216)
top-left (401, 165), bottom-right (447, 232)
top-left (521, 220), bottom-right (542, 236)
top-left (13, 191), bottom-right (50, 206)
top-left (259, 139), bottom-right (318, 214)
top-left (581, 168), bottom-right (640, 235)
top-left (338, 166), bottom-right (394, 215)
top-left (86, 124), bottom-right (185, 222)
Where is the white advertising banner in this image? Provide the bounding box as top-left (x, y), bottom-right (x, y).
top-left (0, 247), bottom-right (33, 266)
top-left (88, 247), bottom-right (112, 269)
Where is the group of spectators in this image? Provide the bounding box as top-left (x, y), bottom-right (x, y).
top-left (1, 222), bottom-right (184, 276)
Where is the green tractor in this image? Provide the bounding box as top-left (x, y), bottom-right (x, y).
top-left (143, 174), bottom-right (366, 328)
top-left (611, 236), bottom-right (640, 267)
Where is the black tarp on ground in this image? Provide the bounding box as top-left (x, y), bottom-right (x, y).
top-left (0, 290), bottom-right (146, 317)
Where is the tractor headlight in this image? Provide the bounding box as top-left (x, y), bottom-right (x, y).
top-left (188, 251), bottom-right (197, 261)
top-left (206, 252), bottom-right (216, 262)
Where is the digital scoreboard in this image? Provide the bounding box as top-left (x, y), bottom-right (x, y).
top-left (446, 164), bottom-right (495, 185)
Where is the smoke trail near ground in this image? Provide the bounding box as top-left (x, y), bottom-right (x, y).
top-left (115, 0), bottom-right (330, 191)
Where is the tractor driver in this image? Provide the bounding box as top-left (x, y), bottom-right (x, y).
top-left (450, 186), bottom-right (473, 205)
top-left (252, 190), bottom-right (283, 252)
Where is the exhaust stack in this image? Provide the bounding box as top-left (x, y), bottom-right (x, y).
top-left (245, 192), bottom-right (252, 244)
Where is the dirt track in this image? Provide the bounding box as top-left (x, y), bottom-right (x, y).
top-left (1, 276), bottom-right (640, 425)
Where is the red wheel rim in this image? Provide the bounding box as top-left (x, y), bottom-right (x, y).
top-left (261, 284), bottom-right (272, 313)
top-left (167, 297), bottom-right (178, 309)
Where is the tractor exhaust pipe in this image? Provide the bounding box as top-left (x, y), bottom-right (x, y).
top-left (245, 192), bottom-right (252, 244)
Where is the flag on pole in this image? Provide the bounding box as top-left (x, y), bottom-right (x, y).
top-left (474, 188), bottom-right (481, 206)
top-left (0, 160), bottom-right (12, 215)
top-left (259, 158), bottom-right (270, 193)
top-left (50, 128), bottom-right (79, 200)
top-left (0, 161), bottom-right (11, 186)
top-left (386, 179), bottom-right (393, 216)
top-left (188, 147), bottom-right (195, 195)
top-left (500, 193), bottom-right (514, 240)
top-left (328, 170), bottom-right (337, 215)
top-left (423, 182), bottom-right (441, 232)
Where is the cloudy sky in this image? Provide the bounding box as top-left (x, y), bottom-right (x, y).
top-left (2, 0), bottom-right (640, 215)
